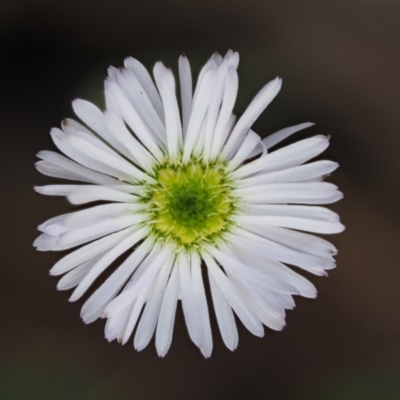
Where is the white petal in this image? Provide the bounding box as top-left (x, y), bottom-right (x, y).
top-left (116, 67), bottom-right (166, 145)
top-left (104, 300), bottom-right (132, 343)
top-left (210, 69), bottom-right (238, 159)
top-left (67, 186), bottom-right (139, 205)
top-left (238, 160), bottom-right (339, 187)
top-left (134, 255), bottom-right (174, 351)
top-left (208, 244), bottom-right (298, 295)
top-left (34, 184), bottom-right (83, 196)
top-left (104, 244), bottom-right (169, 318)
top-left (223, 77), bottom-right (282, 159)
top-left (81, 237), bottom-right (154, 323)
top-left (50, 128), bottom-right (132, 180)
top-left (236, 182), bottom-right (344, 205)
top-left (178, 54), bottom-right (192, 138)
top-left (104, 111), bottom-right (157, 171)
top-left (227, 228), bottom-right (334, 275)
top-left (57, 255), bottom-right (104, 291)
top-left (231, 245), bottom-right (317, 298)
top-left (191, 252), bottom-right (213, 357)
top-left (262, 122), bottom-right (314, 149)
top-left (208, 267), bottom-right (238, 351)
top-left (124, 57), bottom-right (165, 120)
top-left (155, 264), bottom-right (179, 357)
top-left (153, 63), bottom-right (182, 159)
top-left (50, 227), bottom-right (134, 275)
top-left (203, 251), bottom-right (264, 337)
top-left (244, 225), bottom-right (338, 258)
top-left (225, 270), bottom-right (285, 331)
top-left (69, 226), bottom-right (148, 302)
top-left (36, 150), bottom-right (116, 185)
top-left (72, 100), bottom-right (113, 144)
top-left (119, 290), bottom-right (148, 345)
top-left (52, 214), bottom-right (146, 251)
top-left (178, 252), bottom-right (203, 349)
top-left (228, 130), bottom-right (261, 170)
top-left (243, 204), bottom-right (340, 222)
top-left (105, 79), bottom-right (164, 161)
top-left (183, 68), bottom-right (217, 162)
top-left (35, 161), bottom-right (91, 183)
top-left (228, 227), bottom-right (336, 268)
top-left (232, 135), bottom-right (329, 179)
top-left (64, 135), bottom-right (152, 183)
top-left (203, 58), bottom-right (236, 161)
top-left (39, 203), bottom-right (142, 236)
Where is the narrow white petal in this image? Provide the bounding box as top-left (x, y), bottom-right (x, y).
top-left (61, 203), bottom-right (143, 230)
top-left (225, 270), bottom-right (285, 331)
top-left (50, 128), bottom-right (133, 180)
top-left (155, 264), bottom-right (179, 357)
top-left (120, 290), bottom-right (148, 345)
top-left (104, 111), bottom-right (156, 171)
top-left (72, 100), bottom-right (110, 141)
top-left (35, 161), bottom-right (91, 183)
top-left (246, 131), bottom-right (268, 159)
top-left (232, 135), bottom-right (329, 179)
top-left (243, 204), bottom-right (340, 222)
top-left (203, 252), bottom-right (264, 337)
top-left (104, 245), bottom-right (169, 318)
top-left (67, 186), bottom-right (139, 205)
top-left (116, 67), bottom-right (166, 145)
top-left (55, 214), bottom-right (146, 251)
top-left (235, 213), bottom-right (344, 234)
top-left (210, 70), bottom-right (238, 159)
top-left (104, 305), bottom-right (131, 343)
top-left (183, 68), bottom-right (217, 162)
top-left (69, 226), bottom-right (148, 302)
top-left (50, 227), bottom-right (134, 275)
top-left (57, 255), bottom-right (103, 291)
top-left (238, 160), bottom-right (339, 187)
top-left (236, 182), bottom-right (344, 206)
top-left (105, 79), bottom-right (164, 161)
top-left (223, 77), bottom-right (282, 159)
top-left (193, 54), bottom-right (219, 102)
top-left (191, 252), bottom-right (213, 358)
top-left (203, 58), bottom-right (235, 161)
top-left (232, 246), bottom-right (317, 298)
top-left (178, 252), bottom-right (203, 348)
top-left (228, 130), bottom-right (261, 170)
top-left (70, 101), bottom-right (135, 161)
top-left (33, 233), bottom-right (60, 251)
top-left (124, 57), bottom-right (165, 120)
top-left (153, 62), bottom-right (182, 159)
top-left (64, 135), bottom-right (152, 183)
top-left (244, 225), bottom-right (338, 258)
top-left (39, 203), bottom-right (142, 236)
top-left (134, 256), bottom-right (174, 351)
top-left (227, 227), bottom-right (336, 270)
top-left (178, 54), bottom-right (192, 138)
top-left (34, 184), bottom-right (83, 196)
top-left (262, 122), bottom-right (314, 149)
top-left (81, 237), bottom-right (154, 323)
top-left (37, 150), bottom-right (117, 185)
top-left (208, 268), bottom-right (238, 351)
top-left (208, 244), bottom-right (298, 295)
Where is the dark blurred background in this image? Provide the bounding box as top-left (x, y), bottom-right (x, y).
top-left (1, 0), bottom-right (400, 399)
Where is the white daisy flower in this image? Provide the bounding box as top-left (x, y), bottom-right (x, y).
top-left (34, 50), bottom-right (344, 357)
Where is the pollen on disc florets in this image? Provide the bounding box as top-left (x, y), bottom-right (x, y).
top-left (141, 156), bottom-right (238, 250)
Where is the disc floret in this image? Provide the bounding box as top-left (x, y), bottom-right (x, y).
top-left (142, 157), bottom-right (237, 250)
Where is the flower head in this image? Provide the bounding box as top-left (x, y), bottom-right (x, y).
top-left (34, 50), bottom-right (344, 357)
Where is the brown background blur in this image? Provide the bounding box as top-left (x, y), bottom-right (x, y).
top-left (1, 0), bottom-right (399, 399)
